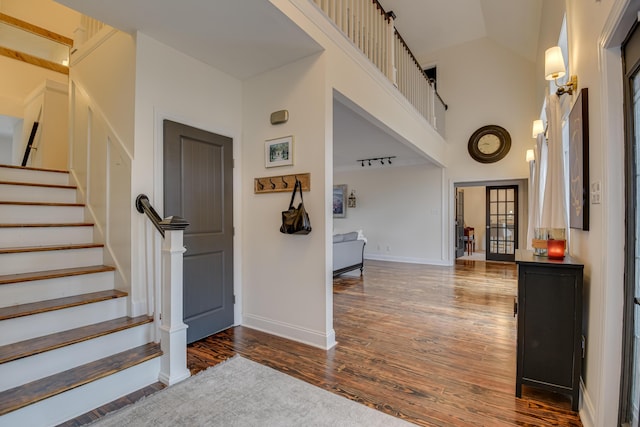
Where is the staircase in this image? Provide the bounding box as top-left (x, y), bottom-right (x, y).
top-left (0, 165), bottom-right (162, 427)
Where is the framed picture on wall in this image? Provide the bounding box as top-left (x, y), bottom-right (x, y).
top-left (568, 88), bottom-right (589, 230)
top-left (265, 136), bottom-right (293, 168)
top-left (333, 184), bottom-right (347, 218)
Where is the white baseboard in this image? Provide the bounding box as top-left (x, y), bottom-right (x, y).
top-left (242, 314), bottom-right (336, 350)
top-left (364, 254), bottom-right (450, 266)
top-left (579, 379), bottom-right (595, 427)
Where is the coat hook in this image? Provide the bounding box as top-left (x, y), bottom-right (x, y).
top-left (281, 176), bottom-right (288, 188)
top-left (269, 178), bottom-right (276, 189)
top-left (257, 179), bottom-right (264, 190)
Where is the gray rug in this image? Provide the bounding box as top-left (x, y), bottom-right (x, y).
top-left (90, 356), bottom-right (413, 426)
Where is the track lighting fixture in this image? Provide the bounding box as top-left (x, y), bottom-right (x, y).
top-left (356, 156), bottom-right (397, 167)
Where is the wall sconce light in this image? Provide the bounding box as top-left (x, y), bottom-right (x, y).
top-left (545, 46), bottom-right (578, 96)
top-left (347, 190), bottom-right (357, 208)
top-left (526, 149), bottom-right (535, 163)
top-left (357, 156), bottom-right (396, 167)
top-left (532, 119), bottom-right (545, 138)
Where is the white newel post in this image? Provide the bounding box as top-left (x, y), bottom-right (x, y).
top-left (158, 217), bottom-right (190, 386)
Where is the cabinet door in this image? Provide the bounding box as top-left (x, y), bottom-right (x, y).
top-left (520, 268), bottom-right (577, 388)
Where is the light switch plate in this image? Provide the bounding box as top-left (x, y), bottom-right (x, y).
top-left (591, 181), bottom-right (601, 204)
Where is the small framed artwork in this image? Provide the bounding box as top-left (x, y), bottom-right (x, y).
top-left (333, 184), bottom-right (347, 218)
top-left (569, 88), bottom-right (589, 230)
top-left (265, 136), bottom-right (293, 168)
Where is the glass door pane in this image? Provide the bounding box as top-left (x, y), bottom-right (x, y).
top-left (486, 185), bottom-right (518, 262)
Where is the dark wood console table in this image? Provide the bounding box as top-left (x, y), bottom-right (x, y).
top-left (514, 249), bottom-right (583, 411)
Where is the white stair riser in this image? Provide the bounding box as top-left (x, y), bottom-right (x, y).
top-left (0, 204), bottom-right (84, 224)
top-left (0, 271), bottom-right (114, 308)
top-left (0, 298), bottom-right (127, 346)
top-left (0, 357), bottom-right (161, 427)
top-left (0, 247), bottom-right (103, 276)
top-left (0, 324), bottom-right (154, 392)
top-left (0, 184), bottom-right (76, 204)
top-left (0, 226), bottom-right (93, 248)
top-left (0, 168), bottom-right (69, 186)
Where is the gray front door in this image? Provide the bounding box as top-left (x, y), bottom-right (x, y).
top-left (163, 120), bottom-right (234, 344)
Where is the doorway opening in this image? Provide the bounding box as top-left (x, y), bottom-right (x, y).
top-left (454, 179), bottom-right (527, 263)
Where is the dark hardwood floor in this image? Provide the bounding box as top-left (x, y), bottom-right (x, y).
top-left (66, 259), bottom-right (583, 426)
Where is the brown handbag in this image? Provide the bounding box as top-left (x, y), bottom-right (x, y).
top-left (280, 179), bottom-right (312, 235)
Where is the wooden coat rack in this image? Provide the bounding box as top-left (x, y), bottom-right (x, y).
top-left (254, 173), bottom-right (310, 194)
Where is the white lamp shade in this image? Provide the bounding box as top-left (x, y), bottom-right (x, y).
top-left (526, 149), bottom-right (535, 163)
top-left (532, 119), bottom-right (544, 138)
top-left (545, 46), bottom-right (566, 80)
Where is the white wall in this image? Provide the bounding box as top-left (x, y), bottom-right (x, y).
top-left (69, 28), bottom-right (136, 297)
top-left (561, 0), bottom-right (628, 425)
top-left (418, 37), bottom-right (535, 261)
top-left (0, 57), bottom-right (68, 118)
top-left (133, 32), bottom-right (243, 319)
top-left (241, 53), bottom-right (333, 348)
top-left (1, 0), bottom-right (80, 40)
top-left (459, 186), bottom-right (486, 250)
top-left (0, 0), bottom-right (75, 117)
top-left (423, 37), bottom-right (534, 183)
top-left (334, 164), bottom-right (445, 265)
top-left (0, 134), bottom-right (11, 164)
top-left (21, 79), bottom-right (68, 170)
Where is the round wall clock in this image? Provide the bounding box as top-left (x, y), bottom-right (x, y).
top-left (467, 125), bottom-right (511, 163)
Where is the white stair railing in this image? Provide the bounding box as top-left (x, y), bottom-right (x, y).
top-left (312, 0), bottom-right (447, 137)
top-left (135, 194), bottom-right (191, 386)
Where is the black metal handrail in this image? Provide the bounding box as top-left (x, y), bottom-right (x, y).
top-left (135, 194), bottom-right (189, 238)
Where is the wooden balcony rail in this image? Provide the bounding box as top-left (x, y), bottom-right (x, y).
top-left (312, 0), bottom-right (447, 137)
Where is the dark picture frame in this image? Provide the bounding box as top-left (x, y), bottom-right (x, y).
top-left (569, 88), bottom-right (589, 230)
top-left (333, 184), bottom-right (347, 218)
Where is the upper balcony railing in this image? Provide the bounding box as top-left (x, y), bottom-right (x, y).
top-left (312, 0), bottom-right (447, 138)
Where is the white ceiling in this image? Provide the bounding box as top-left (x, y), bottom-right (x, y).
top-left (53, 0), bottom-right (543, 169)
top-left (56, 0), bottom-right (323, 80)
top-left (377, 0), bottom-right (542, 62)
top-left (333, 99), bottom-right (433, 171)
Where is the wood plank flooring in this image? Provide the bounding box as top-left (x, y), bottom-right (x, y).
top-left (66, 259), bottom-right (583, 426)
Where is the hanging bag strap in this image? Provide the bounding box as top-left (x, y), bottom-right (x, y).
top-left (288, 179), bottom-right (303, 208)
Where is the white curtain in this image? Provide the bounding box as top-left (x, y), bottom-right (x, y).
top-left (541, 93), bottom-right (568, 232)
top-left (526, 133), bottom-right (545, 249)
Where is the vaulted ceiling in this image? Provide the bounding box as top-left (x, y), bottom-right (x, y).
top-left (53, 0), bottom-right (544, 170)
top-left (377, 0), bottom-right (542, 63)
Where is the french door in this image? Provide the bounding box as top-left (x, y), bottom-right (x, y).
top-left (485, 185), bottom-right (517, 262)
top-left (455, 189), bottom-right (465, 258)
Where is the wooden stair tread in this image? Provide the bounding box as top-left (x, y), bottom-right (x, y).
top-left (0, 265), bottom-right (115, 286)
top-left (0, 315), bottom-right (153, 364)
top-left (0, 201), bottom-right (84, 207)
top-left (0, 290), bottom-right (127, 321)
top-left (0, 222), bottom-right (93, 228)
top-left (0, 343), bottom-right (161, 416)
top-left (0, 164), bottom-right (69, 174)
top-left (0, 180), bottom-right (76, 190)
top-left (0, 243), bottom-right (103, 255)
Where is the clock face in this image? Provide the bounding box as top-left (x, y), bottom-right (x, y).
top-left (477, 134), bottom-right (501, 155)
top-left (467, 125), bottom-right (511, 163)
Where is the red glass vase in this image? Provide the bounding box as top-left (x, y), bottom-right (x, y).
top-left (547, 239), bottom-right (566, 259)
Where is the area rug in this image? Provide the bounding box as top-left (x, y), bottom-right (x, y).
top-left (89, 356), bottom-right (412, 426)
